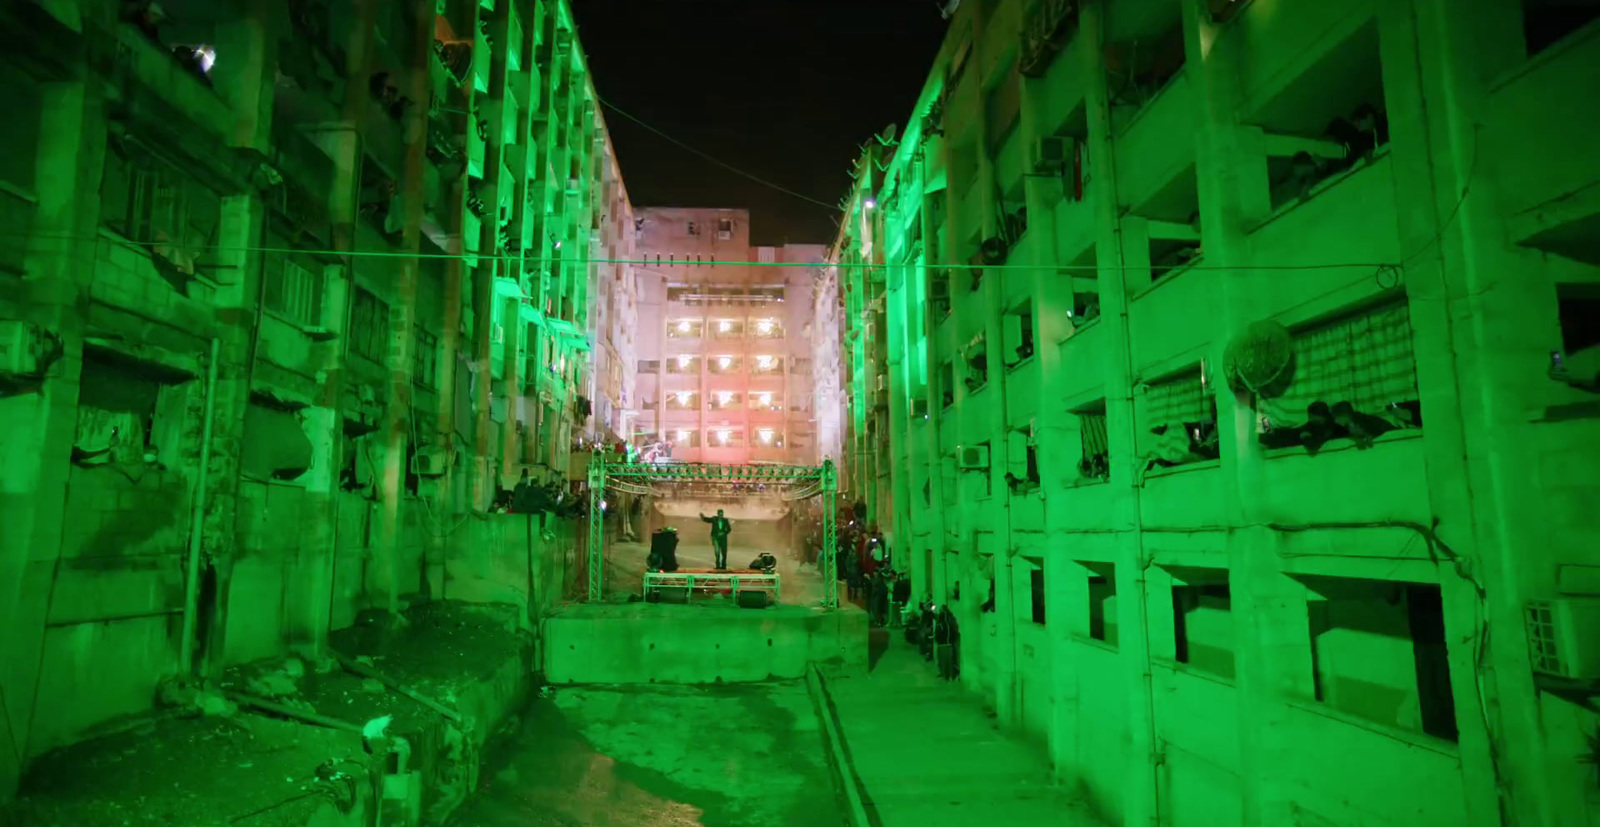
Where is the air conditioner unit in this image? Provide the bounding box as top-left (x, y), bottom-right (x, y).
top-left (1033, 135), bottom-right (1071, 174)
top-left (410, 446), bottom-right (448, 477)
top-left (717, 230), bottom-right (733, 241)
top-left (1527, 598), bottom-right (1600, 680)
top-left (957, 444), bottom-right (990, 470)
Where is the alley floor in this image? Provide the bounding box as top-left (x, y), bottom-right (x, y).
top-left (448, 683), bottom-right (847, 827)
top-left (822, 635), bottom-right (1105, 827)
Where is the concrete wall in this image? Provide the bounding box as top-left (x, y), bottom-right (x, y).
top-left (543, 604), bottom-right (868, 684)
top-left (835, 1), bottom-right (1600, 825)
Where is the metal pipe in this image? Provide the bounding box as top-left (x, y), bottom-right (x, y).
top-left (181, 336), bottom-right (221, 675)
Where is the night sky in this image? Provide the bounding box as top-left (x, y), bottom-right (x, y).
top-left (571, 0), bottom-right (949, 246)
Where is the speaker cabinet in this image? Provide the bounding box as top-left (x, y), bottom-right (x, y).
top-left (653, 586), bottom-right (690, 604)
top-left (737, 589), bottom-right (772, 609)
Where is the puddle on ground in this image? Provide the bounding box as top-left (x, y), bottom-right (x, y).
top-left (450, 683), bottom-right (844, 827)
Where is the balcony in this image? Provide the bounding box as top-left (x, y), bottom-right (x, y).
top-left (1056, 318), bottom-right (1108, 404)
top-left (1114, 71), bottom-right (1197, 214)
top-left (1246, 153), bottom-right (1400, 318)
top-left (1128, 266), bottom-right (1216, 374)
top-left (1226, 0), bottom-right (1379, 123)
top-left (1491, 21), bottom-right (1600, 255)
top-left (1261, 432), bottom-right (1430, 524)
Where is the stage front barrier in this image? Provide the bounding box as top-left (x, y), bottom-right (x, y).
top-left (643, 569), bottom-right (780, 605)
top-left (543, 602), bottom-right (868, 684)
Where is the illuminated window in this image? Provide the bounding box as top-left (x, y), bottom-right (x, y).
top-left (667, 319), bottom-right (703, 339)
top-left (750, 392), bottom-right (781, 411)
top-left (671, 428), bottom-right (701, 447)
top-left (710, 428), bottom-right (744, 446)
top-left (755, 427), bottom-right (783, 446)
top-left (708, 355), bottom-right (742, 375)
top-left (752, 318), bottom-right (784, 338)
top-left (709, 390), bottom-right (744, 410)
top-left (666, 355), bottom-right (701, 374)
top-left (752, 354), bottom-right (781, 374)
top-left (666, 390), bottom-right (698, 410)
top-left (713, 318), bottom-right (745, 339)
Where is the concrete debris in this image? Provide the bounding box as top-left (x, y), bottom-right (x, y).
top-left (361, 678), bottom-right (386, 694)
top-left (362, 715), bottom-right (392, 741)
top-left (282, 657), bottom-right (307, 679)
top-left (196, 691), bottom-right (237, 718)
top-left (246, 670), bottom-right (299, 699)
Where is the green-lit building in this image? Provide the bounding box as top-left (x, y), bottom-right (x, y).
top-left (834, 0), bottom-right (1600, 824)
top-left (0, 0), bottom-right (623, 795)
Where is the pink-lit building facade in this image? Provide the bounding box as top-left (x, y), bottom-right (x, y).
top-left (632, 207), bottom-right (828, 465)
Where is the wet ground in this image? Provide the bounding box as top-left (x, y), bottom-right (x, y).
top-left (449, 683), bottom-right (846, 827)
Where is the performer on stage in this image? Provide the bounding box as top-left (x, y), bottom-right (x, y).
top-left (699, 508), bottom-right (733, 570)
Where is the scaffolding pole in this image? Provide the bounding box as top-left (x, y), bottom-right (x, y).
top-left (586, 450), bottom-right (606, 602)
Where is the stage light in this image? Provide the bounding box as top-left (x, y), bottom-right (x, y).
top-left (600, 500), bottom-right (608, 511)
top-left (863, 196), bottom-right (876, 210)
top-left (676, 320), bottom-right (691, 333)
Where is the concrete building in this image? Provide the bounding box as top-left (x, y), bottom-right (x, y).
top-left (835, 1), bottom-right (1600, 825)
top-left (0, 0), bottom-right (622, 800)
top-left (632, 207), bottom-right (830, 465)
top-left (586, 138), bottom-right (640, 447)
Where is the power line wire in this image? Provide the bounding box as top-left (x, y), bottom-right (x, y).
top-left (4, 232), bottom-right (1413, 273)
top-left (593, 94), bottom-right (840, 212)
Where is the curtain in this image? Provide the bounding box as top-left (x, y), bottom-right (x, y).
top-left (1262, 301), bottom-right (1418, 426)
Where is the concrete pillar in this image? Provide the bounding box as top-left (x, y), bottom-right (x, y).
top-left (1177, 2), bottom-right (1286, 823)
top-left (1082, 3), bottom-right (1159, 823)
top-left (1382, 1), bottom-right (1554, 822)
top-left (0, 73), bottom-right (102, 800)
top-left (918, 184), bottom-right (950, 605)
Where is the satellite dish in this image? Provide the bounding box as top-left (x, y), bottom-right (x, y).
top-left (1224, 320), bottom-right (1295, 396)
top-left (882, 123), bottom-right (900, 145)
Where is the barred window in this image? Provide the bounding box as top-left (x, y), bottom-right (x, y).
top-left (1262, 301), bottom-right (1419, 426)
top-left (413, 327), bottom-right (438, 388)
top-left (350, 288), bottom-right (388, 363)
top-left (264, 256), bottom-right (324, 328)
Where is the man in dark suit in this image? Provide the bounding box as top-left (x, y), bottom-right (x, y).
top-left (699, 509), bottom-right (732, 570)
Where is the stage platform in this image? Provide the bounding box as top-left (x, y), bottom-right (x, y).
top-left (542, 601), bottom-right (867, 685)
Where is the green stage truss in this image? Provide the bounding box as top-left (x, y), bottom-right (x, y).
top-left (586, 454), bottom-right (838, 609)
